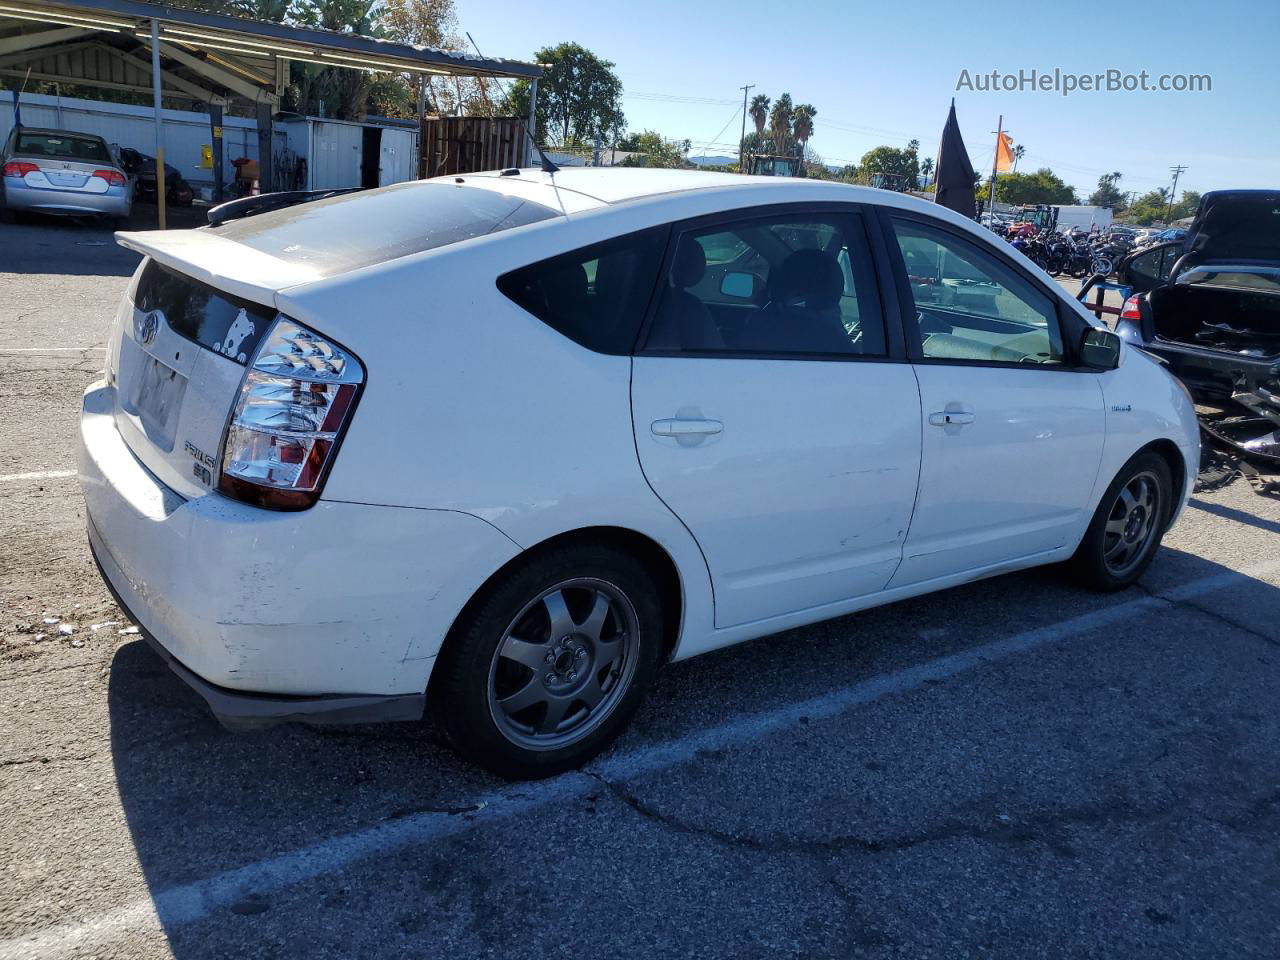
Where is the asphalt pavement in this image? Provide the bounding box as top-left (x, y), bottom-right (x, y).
top-left (2, 213), bottom-right (1278, 960)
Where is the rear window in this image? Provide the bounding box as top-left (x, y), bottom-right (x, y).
top-left (134, 261), bottom-right (275, 365)
top-left (16, 132), bottom-right (110, 163)
top-left (214, 181), bottom-right (560, 275)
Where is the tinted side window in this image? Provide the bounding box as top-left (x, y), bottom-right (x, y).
top-left (643, 212), bottom-right (886, 358)
top-left (497, 227), bottom-right (667, 355)
top-left (893, 218), bottom-right (1064, 365)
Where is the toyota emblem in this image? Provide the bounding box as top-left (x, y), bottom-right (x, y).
top-left (135, 310), bottom-right (160, 346)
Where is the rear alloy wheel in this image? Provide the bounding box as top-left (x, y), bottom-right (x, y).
top-left (432, 545), bottom-right (663, 779)
top-left (487, 579), bottom-right (639, 751)
top-left (1068, 451), bottom-right (1173, 590)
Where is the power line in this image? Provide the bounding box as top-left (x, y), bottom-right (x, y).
top-left (628, 92), bottom-right (739, 106)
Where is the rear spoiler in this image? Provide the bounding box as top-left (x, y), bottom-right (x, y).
top-left (206, 188), bottom-right (363, 227)
top-left (115, 229), bottom-right (324, 304)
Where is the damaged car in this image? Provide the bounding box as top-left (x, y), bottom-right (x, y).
top-left (1115, 190), bottom-right (1280, 488)
top-left (81, 169), bottom-right (1199, 778)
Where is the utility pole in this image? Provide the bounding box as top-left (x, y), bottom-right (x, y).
top-left (1166, 164), bottom-right (1188, 223)
top-left (987, 115), bottom-right (1003, 215)
top-left (738, 84), bottom-right (753, 174)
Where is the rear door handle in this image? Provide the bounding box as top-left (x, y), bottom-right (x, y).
top-left (651, 418), bottom-right (723, 438)
top-left (928, 410), bottom-right (975, 426)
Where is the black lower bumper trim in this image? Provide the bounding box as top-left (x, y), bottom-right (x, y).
top-left (88, 528), bottom-right (425, 730)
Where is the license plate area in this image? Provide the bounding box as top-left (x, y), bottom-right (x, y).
top-left (124, 352), bottom-right (187, 452)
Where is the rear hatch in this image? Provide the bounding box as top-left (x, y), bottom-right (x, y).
top-left (106, 233), bottom-right (323, 499)
top-left (106, 180), bottom-right (562, 500)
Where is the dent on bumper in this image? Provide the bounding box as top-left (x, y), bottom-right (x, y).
top-left (90, 532), bottom-right (424, 728)
top-left (79, 380), bottom-right (521, 713)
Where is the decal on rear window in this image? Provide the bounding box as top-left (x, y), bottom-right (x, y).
top-left (134, 261), bottom-right (274, 365)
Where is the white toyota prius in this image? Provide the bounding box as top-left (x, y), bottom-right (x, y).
top-left (80, 169), bottom-right (1199, 778)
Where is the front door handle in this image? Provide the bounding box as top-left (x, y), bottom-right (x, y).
top-left (928, 410), bottom-right (976, 426)
top-left (651, 418), bottom-right (723, 438)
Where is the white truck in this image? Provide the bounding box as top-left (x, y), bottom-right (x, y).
top-left (1053, 204), bottom-right (1114, 232)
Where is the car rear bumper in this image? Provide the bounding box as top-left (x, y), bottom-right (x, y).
top-left (79, 379), bottom-right (521, 726)
top-left (89, 531), bottom-right (425, 729)
top-left (3, 180), bottom-right (130, 216)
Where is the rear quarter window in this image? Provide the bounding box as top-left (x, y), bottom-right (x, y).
top-left (214, 181), bottom-right (560, 276)
top-left (496, 227), bottom-right (668, 355)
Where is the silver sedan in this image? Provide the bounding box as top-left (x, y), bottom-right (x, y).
top-left (1, 127), bottom-right (132, 221)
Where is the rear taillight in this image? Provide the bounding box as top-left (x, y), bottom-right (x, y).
top-left (2, 161), bottom-right (37, 177)
top-left (1120, 294), bottom-right (1144, 321)
top-left (92, 169), bottom-right (126, 186)
top-left (218, 316), bottom-right (363, 510)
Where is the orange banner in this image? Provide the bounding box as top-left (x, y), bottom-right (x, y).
top-left (995, 132), bottom-right (1015, 172)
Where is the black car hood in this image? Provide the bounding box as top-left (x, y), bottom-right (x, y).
top-left (1184, 190), bottom-right (1280, 265)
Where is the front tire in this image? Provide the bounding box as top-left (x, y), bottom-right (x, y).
top-left (1068, 451), bottom-right (1173, 591)
top-left (430, 543), bottom-right (664, 779)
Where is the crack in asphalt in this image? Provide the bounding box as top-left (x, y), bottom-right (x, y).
top-left (588, 770), bottom-right (1280, 864)
top-left (589, 770), bottom-right (1175, 857)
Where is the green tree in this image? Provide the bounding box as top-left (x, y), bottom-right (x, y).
top-left (289, 0), bottom-right (389, 119)
top-left (920, 156), bottom-right (935, 183)
top-left (768, 93), bottom-right (793, 154)
top-left (1169, 189), bottom-right (1201, 221)
top-left (1088, 172), bottom-right (1125, 209)
top-left (992, 167), bottom-right (1077, 205)
top-left (507, 42), bottom-right (624, 147)
top-left (1126, 188), bottom-right (1172, 225)
top-left (748, 94), bottom-right (770, 138)
top-left (858, 143), bottom-right (919, 191)
top-left (1011, 143), bottom-right (1025, 172)
top-left (616, 130), bottom-right (689, 168)
top-left (792, 103), bottom-right (816, 154)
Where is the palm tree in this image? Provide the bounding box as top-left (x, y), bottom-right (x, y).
top-left (921, 157), bottom-right (935, 183)
top-left (1012, 143), bottom-right (1025, 172)
top-left (792, 104), bottom-right (816, 156)
top-left (749, 94), bottom-right (770, 138)
top-left (768, 93), bottom-right (793, 155)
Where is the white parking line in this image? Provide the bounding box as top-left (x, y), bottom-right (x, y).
top-left (2, 558), bottom-right (1277, 960)
top-left (0, 469), bottom-right (77, 483)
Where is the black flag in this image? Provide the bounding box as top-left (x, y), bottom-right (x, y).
top-left (934, 99), bottom-right (977, 219)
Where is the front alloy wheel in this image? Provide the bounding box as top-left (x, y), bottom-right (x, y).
top-left (1068, 451), bottom-right (1173, 591)
top-left (1101, 471), bottom-right (1162, 578)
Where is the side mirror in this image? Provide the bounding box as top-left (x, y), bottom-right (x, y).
top-left (1080, 327), bottom-right (1122, 370)
top-left (719, 271), bottom-right (756, 299)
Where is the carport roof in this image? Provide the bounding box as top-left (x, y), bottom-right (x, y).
top-left (0, 0), bottom-right (540, 105)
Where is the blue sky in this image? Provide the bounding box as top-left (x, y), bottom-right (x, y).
top-left (457, 0), bottom-right (1279, 200)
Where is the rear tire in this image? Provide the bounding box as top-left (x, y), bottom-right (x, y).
top-left (430, 543), bottom-right (664, 779)
top-left (1068, 451), bottom-right (1173, 591)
